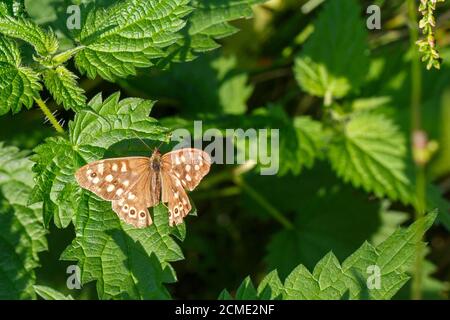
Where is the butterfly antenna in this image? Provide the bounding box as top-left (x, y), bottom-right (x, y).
top-left (156, 140), bottom-right (165, 151)
top-left (131, 131), bottom-right (153, 152)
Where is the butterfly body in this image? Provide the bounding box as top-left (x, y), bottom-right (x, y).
top-left (75, 148), bottom-right (211, 228)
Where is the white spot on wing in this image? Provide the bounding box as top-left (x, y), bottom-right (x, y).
top-left (105, 175), bottom-right (113, 182)
top-left (121, 162), bottom-right (127, 172)
top-left (92, 177), bottom-right (100, 184)
top-left (116, 188), bottom-right (124, 196)
top-left (112, 164), bottom-right (118, 172)
top-left (186, 165), bottom-right (191, 172)
top-left (185, 174), bottom-right (192, 182)
top-left (107, 185), bottom-right (115, 192)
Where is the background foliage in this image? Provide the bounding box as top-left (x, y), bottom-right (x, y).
top-left (0, 0), bottom-right (449, 300)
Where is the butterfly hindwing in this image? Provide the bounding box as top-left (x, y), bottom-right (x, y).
top-left (112, 169), bottom-right (159, 228)
top-left (75, 157), bottom-right (150, 201)
top-left (161, 171), bottom-right (192, 226)
top-left (160, 148), bottom-right (211, 225)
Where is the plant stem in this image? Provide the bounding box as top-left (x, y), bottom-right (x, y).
top-left (408, 0), bottom-right (426, 300)
top-left (35, 98), bottom-right (64, 133)
top-left (234, 175), bottom-right (294, 230)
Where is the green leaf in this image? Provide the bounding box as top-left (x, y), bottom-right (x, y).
top-left (160, 0), bottom-right (264, 65)
top-left (328, 112), bottom-right (412, 204)
top-left (394, 257), bottom-right (448, 300)
top-left (120, 53), bottom-right (253, 115)
top-left (0, 143), bottom-right (47, 299)
top-left (224, 212), bottom-right (437, 300)
top-left (256, 270), bottom-right (284, 300)
top-left (33, 285), bottom-right (74, 300)
top-left (290, 116), bottom-right (327, 175)
top-left (235, 276), bottom-right (258, 299)
top-left (75, 0), bottom-right (191, 81)
top-left (218, 289), bottom-right (233, 300)
top-left (0, 14), bottom-right (58, 56)
top-left (294, 0), bottom-right (369, 99)
top-left (0, 35), bottom-right (41, 115)
top-left (43, 66), bottom-right (86, 111)
top-left (61, 204), bottom-right (182, 299)
top-left (31, 92), bottom-right (169, 228)
top-left (30, 92), bottom-right (183, 299)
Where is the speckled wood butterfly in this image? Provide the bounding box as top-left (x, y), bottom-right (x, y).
top-left (75, 148), bottom-right (211, 228)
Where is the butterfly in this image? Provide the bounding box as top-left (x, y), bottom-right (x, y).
top-left (75, 148), bottom-right (211, 228)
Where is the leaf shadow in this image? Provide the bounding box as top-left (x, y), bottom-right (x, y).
top-left (0, 196), bottom-right (34, 299)
top-left (106, 229), bottom-right (174, 300)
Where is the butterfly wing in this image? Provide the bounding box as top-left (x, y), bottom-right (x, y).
top-left (161, 148), bottom-right (211, 226)
top-left (76, 157), bottom-right (158, 228)
top-left (75, 157), bottom-right (150, 200)
top-left (111, 168), bottom-right (160, 228)
top-left (161, 170), bottom-right (192, 226)
top-left (161, 148), bottom-right (211, 191)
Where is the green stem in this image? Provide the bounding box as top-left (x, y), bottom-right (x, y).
top-left (35, 98), bottom-right (64, 133)
top-left (234, 175), bottom-right (294, 230)
top-left (408, 0), bottom-right (426, 300)
top-left (194, 186), bottom-right (241, 200)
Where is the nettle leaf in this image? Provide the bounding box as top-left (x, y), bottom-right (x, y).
top-left (256, 270), bottom-right (284, 300)
top-left (258, 109), bottom-right (327, 176)
top-left (0, 13), bottom-right (58, 56)
top-left (121, 53), bottom-right (253, 116)
top-left (0, 143), bottom-right (47, 299)
top-left (223, 212), bottom-right (436, 300)
top-left (30, 92), bottom-right (185, 299)
top-left (235, 276), bottom-right (258, 299)
top-left (328, 112), bottom-right (411, 204)
top-left (75, 0), bottom-right (191, 81)
top-left (294, 0), bottom-right (369, 99)
top-left (289, 116), bottom-right (327, 175)
top-left (31, 92), bottom-right (169, 228)
top-left (33, 285), bottom-right (74, 300)
top-left (61, 204), bottom-right (181, 299)
top-left (161, 0), bottom-right (264, 64)
top-left (43, 66), bottom-right (86, 111)
top-left (0, 35), bottom-right (41, 115)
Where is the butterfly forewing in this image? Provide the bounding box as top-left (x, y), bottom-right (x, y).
top-left (75, 157), bottom-right (150, 201)
top-left (161, 148), bottom-right (211, 191)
